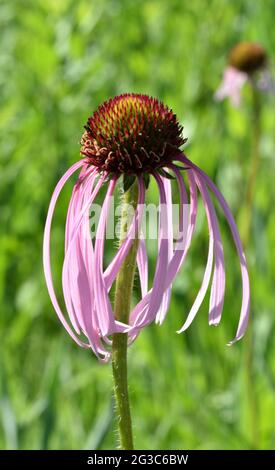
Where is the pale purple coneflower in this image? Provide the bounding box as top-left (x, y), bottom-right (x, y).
top-left (43, 93), bottom-right (250, 363)
top-left (215, 42), bottom-right (269, 106)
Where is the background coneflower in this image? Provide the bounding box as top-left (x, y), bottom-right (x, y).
top-left (215, 42), bottom-right (271, 106)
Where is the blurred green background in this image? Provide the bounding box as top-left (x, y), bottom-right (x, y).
top-left (1, 0), bottom-right (275, 450)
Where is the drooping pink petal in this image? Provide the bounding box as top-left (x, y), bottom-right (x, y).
top-left (164, 166), bottom-right (198, 286)
top-left (63, 170), bottom-right (97, 334)
top-left (215, 66), bottom-right (247, 107)
top-left (63, 184), bottom-right (83, 334)
top-left (62, 172), bottom-right (109, 357)
top-left (76, 242), bottom-right (110, 361)
top-left (129, 174), bottom-right (169, 330)
top-left (177, 236), bottom-right (214, 333)
top-left (194, 172), bottom-right (225, 326)
top-left (93, 178), bottom-right (120, 337)
top-left (156, 177), bottom-right (173, 325)
top-left (178, 154), bottom-right (250, 343)
top-left (129, 167), bottom-right (197, 335)
top-left (65, 163), bottom-right (93, 251)
top-left (77, 174), bottom-right (111, 361)
top-left (170, 167), bottom-right (221, 333)
top-left (104, 177), bottom-right (145, 290)
top-left (137, 234), bottom-right (148, 298)
top-left (43, 159), bottom-right (90, 348)
top-left (176, 170), bottom-right (216, 333)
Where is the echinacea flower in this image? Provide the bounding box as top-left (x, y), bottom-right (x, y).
top-left (43, 93), bottom-right (250, 362)
top-left (215, 42), bottom-right (268, 106)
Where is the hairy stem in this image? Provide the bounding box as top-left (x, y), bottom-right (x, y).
top-left (242, 84), bottom-right (261, 246)
top-left (242, 82), bottom-right (261, 449)
top-left (112, 181), bottom-right (139, 450)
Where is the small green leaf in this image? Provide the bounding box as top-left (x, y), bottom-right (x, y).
top-left (173, 164), bottom-right (189, 171)
top-left (123, 174), bottom-right (136, 192)
top-left (157, 168), bottom-right (176, 179)
top-left (143, 173), bottom-right (150, 189)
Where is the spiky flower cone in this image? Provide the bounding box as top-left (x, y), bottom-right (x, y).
top-left (80, 93), bottom-right (186, 175)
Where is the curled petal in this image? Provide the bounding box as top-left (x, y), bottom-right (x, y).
top-left (93, 178), bottom-right (121, 337)
top-left (171, 167), bottom-right (223, 334)
top-left (178, 154), bottom-right (250, 343)
top-left (43, 160), bottom-right (91, 349)
top-left (178, 237), bottom-right (214, 333)
top-left (63, 170), bottom-right (97, 334)
top-left (193, 172), bottom-right (225, 326)
top-left (62, 173), bottom-right (111, 358)
top-left (201, 182), bottom-right (225, 326)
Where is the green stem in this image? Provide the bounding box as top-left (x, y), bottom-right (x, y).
top-left (242, 83), bottom-right (261, 247)
top-left (112, 181), bottom-right (139, 450)
top-left (242, 81), bottom-right (261, 449)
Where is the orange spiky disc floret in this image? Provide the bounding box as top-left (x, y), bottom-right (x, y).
top-left (80, 93), bottom-right (186, 175)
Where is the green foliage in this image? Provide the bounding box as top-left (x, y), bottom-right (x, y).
top-left (0, 0), bottom-right (275, 450)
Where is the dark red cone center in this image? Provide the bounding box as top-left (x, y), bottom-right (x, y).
top-left (80, 93), bottom-right (186, 175)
